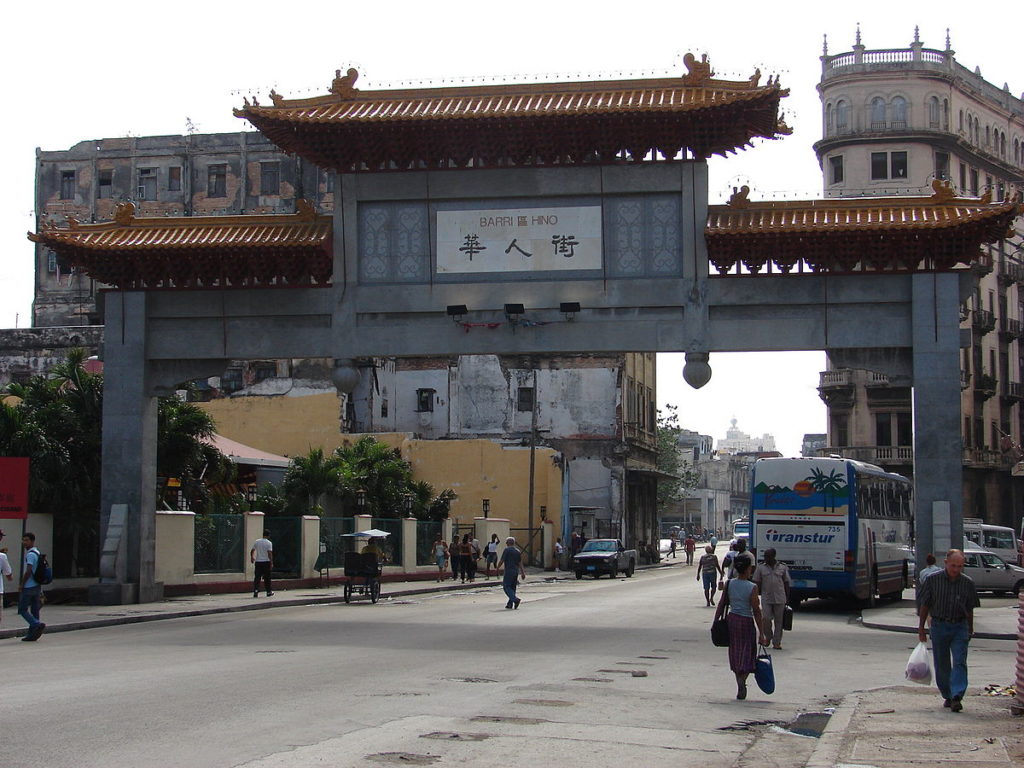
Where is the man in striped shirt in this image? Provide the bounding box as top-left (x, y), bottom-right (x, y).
top-left (917, 549), bottom-right (980, 713)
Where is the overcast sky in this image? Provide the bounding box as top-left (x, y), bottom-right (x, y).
top-left (4, 2), bottom-right (1021, 455)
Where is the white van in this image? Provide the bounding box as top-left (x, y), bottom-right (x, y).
top-left (963, 519), bottom-right (1021, 566)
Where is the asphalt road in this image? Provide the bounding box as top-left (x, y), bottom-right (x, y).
top-left (0, 568), bottom-right (1015, 768)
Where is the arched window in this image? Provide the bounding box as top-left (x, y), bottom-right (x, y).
top-left (836, 100), bottom-right (850, 132)
top-left (826, 104), bottom-right (834, 134)
top-left (871, 97), bottom-right (886, 129)
top-left (928, 96), bottom-right (940, 128)
top-left (985, 125), bottom-right (990, 147)
top-left (891, 96), bottom-right (907, 128)
top-left (1000, 133), bottom-right (1006, 158)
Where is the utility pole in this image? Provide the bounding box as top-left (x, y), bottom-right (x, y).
top-left (527, 367), bottom-right (538, 565)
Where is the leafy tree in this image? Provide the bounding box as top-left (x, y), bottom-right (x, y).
top-left (157, 393), bottom-right (235, 513)
top-left (281, 447), bottom-right (343, 515)
top-left (656, 404), bottom-right (702, 516)
top-left (333, 436), bottom-right (414, 517)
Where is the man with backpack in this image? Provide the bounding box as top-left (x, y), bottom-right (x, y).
top-left (19, 532), bottom-right (46, 641)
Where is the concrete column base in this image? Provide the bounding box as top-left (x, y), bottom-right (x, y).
top-left (88, 581), bottom-right (164, 605)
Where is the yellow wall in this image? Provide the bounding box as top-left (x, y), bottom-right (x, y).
top-left (199, 393), bottom-right (342, 457)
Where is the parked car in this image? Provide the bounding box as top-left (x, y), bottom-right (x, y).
top-left (573, 539), bottom-right (637, 579)
top-left (957, 547), bottom-right (1024, 595)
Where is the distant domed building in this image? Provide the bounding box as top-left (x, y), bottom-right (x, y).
top-left (716, 418), bottom-right (777, 455)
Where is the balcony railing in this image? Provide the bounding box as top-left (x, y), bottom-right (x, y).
top-left (819, 369), bottom-right (853, 387)
top-left (972, 308), bottom-right (996, 334)
top-left (971, 252), bottom-right (993, 277)
top-left (963, 447), bottom-right (1005, 467)
top-left (1002, 381), bottom-right (1024, 403)
top-left (999, 317), bottom-right (1022, 340)
top-left (975, 373), bottom-right (998, 399)
top-left (815, 446), bottom-right (913, 464)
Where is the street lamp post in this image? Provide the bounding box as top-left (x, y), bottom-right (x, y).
top-left (356, 488), bottom-right (366, 514)
top-left (246, 485), bottom-right (257, 512)
top-left (404, 493), bottom-right (413, 517)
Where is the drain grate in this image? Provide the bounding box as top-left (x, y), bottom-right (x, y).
top-left (365, 752), bottom-right (440, 765)
top-left (420, 732), bottom-right (492, 742)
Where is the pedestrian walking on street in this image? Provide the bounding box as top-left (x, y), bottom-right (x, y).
top-left (251, 530), bottom-right (274, 597)
top-left (915, 553), bottom-right (943, 614)
top-left (713, 556), bottom-right (768, 699)
top-left (18, 532), bottom-right (45, 641)
top-left (666, 536), bottom-right (677, 559)
top-left (449, 535), bottom-right (462, 582)
top-left (554, 537), bottom-right (565, 571)
top-left (433, 535), bottom-right (448, 582)
top-left (459, 534), bottom-right (475, 583)
top-left (917, 549), bottom-right (979, 713)
top-left (497, 536), bottom-right (526, 609)
top-left (697, 544), bottom-right (723, 606)
top-left (752, 548), bottom-right (791, 649)
top-left (684, 534), bottom-right (697, 565)
top-left (484, 534), bottom-right (499, 578)
top-left (709, 534), bottom-right (718, 551)
top-left (0, 530), bottom-right (13, 628)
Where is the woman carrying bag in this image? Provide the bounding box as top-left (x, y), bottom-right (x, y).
top-left (712, 557), bottom-right (768, 699)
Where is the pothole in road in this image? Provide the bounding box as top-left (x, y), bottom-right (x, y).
top-left (572, 677), bottom-right (613, 683)
top-left (513, 698), bottom-right (574, 707)
top-left (719, 719), bottom-right (787, 732)
top-left (786, 711), bottom-right (833, 738)
top-left (471, 716), bottom-right (547, 725)
top-left (365, 752), bottom-right (440, 765)
top-left (420, 731), bottom-right (492, 742)
top-left (443, 677), bottom-right (498, 684)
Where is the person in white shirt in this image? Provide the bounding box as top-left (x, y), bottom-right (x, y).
top-left (0, 529), bottom-right (13, 626)
top-left (250, 531), bottom-right (274, 597)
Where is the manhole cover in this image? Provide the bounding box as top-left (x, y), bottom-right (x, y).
top-left (470, 716), bottom-right (546, 725)
top-left (365, 752), bottom-right (440, 765)
top-left (420, 732), bottom-right (492, 742)
top-left (513, 699), bottom-right (574, 707)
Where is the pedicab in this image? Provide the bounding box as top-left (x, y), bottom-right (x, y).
top-left (340, 529), bottom-right (390, 604)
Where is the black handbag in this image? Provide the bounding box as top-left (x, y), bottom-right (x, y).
top-left (782, 604), bottom-right (793, 631)
top-left (710, 580), bottom-right (731, 647)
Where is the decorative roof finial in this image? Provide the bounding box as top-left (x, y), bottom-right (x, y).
top-left (822, 34), bottom-right (828, 56)
top-left (945, 28), bottom-right (952, 51)
top-left (913, 25), bottom-right (920, 44)
top-left (855, 23), bottom-right (861, 47)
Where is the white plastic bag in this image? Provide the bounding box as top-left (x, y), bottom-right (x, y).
top-left (905, 641), bottom-right (933, 685)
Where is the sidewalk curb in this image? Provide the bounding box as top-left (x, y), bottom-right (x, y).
top-left (859, 617), bottom-right (1016, 641)
top-left (0, 557), bottom-right (682, 640)
top-left (0, 580), bottom-right (504, 640)
top-left (803, 695), bottom-right (857, 768)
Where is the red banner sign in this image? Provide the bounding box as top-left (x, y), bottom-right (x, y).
top-left (0, 457), bottom-right (30, 519)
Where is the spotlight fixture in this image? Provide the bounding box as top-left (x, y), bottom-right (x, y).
top-left (504, 303), bottom-right (525, 318)
top-left (559, 301), bottom-right (581, 320)
top-left (446, 304), bottom-right (468, 322)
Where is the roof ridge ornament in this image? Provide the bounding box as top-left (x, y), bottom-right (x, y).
top-left (114, 201), bottom-right (136, 226)
top-left (295, 198), bottom-right (316, 221)
top-left (681, 53), bottom-right (713, 85)
top-left (330, 68), bottom-right (359, 98)
top-left (728, 185), bottom-right (751, 208)
top-left (930, 178), bottom-right (955, 202)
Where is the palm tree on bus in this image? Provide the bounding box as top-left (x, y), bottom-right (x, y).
top-left (805, 467), bottom-right (846, 512)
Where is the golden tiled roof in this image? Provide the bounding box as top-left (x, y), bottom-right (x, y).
top-left (235, 55), bottom-right (790, 171)
top-left (706, 183), bottom-right (1023, 274)
top-left (29, 201), bottom-right (332, 289)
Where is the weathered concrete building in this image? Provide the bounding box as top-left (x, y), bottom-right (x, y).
top-left (349, 353), bottom-right (659, 544)
top-left (0, 326), bottom-right (103, 387)
top-left (814, 30), bottom-right (1024, 531)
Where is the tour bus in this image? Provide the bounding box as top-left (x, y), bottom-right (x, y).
top-left (749, 457), bottom-right (913, 605)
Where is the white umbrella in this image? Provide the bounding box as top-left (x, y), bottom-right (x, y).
top-left (342, 529), bottom-right (392, 538)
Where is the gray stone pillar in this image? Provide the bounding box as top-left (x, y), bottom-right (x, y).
top-left (911, 273), bottom-right (964, 569)
top-left (91, 292), bottom-right (162, 604)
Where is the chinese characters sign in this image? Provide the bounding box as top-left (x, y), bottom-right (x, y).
top-left (0, 457), bottom-right (29, 519)
top-left (436, 206), bottom-right (601, 274)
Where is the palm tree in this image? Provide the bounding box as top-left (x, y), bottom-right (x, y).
top-left (805, 467), bottom-right (847, 513)
top-left (334, 436), bottom-right (412, 517)
top-left (282, 447), bottom-right (343, 514)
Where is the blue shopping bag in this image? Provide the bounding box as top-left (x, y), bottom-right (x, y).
top-left (754, 645), bottom-right (775, 694)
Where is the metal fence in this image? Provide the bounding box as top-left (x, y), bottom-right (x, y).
top-left (371, 518), bottom-right (403, 565)
top-left (416, 520), bottom-right (443, 566)
top-left (319, 517), bottom-right (356, 569)
top-left (194, 514), bottom-right (244, 573)
top-left (263, 516), bottom-right (302, 578)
